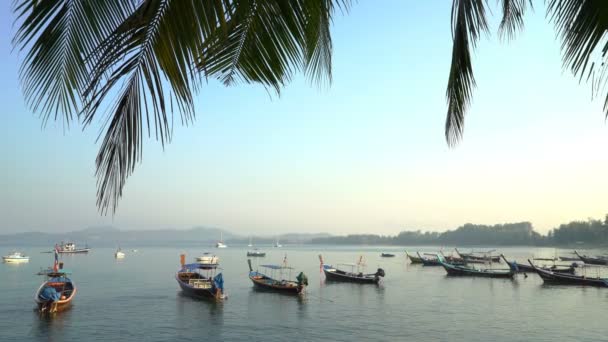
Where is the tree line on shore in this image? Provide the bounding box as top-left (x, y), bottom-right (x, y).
top-left (310, 215), bottom-right (608, 246)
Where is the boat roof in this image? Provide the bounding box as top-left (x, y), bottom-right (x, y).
top-left (260, 264), bottom-right (293, 270)
top-left (182, 263), bottom-right (218, 270)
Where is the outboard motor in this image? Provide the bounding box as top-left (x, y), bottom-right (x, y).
top-left (374, 268), bottom-right (386, 282)
top-left (296, 272), bottom-right (309, 286)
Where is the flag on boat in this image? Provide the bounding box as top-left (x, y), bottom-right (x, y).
top-left (53, 245), bottom-right (59, 272)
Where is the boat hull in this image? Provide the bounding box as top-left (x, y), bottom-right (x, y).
top-left (35, 281), bottom-right (76, 313)
top-left (176, 277), bottom-right (221, 299)
top-left (323, 268), bottom-right (379, 284)
top-left (528, 260), bottom-right (608, 287)
top-left (3, 257), bottom-right (29, 263)
top-left (439, 256), bottom-right (515, 278)
top-left (249, 272), bottom-right (303, 295)
top-left (58, 249), bottom-right (90, 254)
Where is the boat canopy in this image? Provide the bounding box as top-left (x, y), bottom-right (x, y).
top-left (182, 263), bottom-right (218, 270)
top-left (260, 264), bottom-right (293, 270)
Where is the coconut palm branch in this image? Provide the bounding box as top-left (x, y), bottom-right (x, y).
top-left (13, 0), bottom-right (348, 214)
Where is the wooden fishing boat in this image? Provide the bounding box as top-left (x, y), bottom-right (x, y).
top-left (455, 248), bottom-right (501, 263)
top-left (381, 253), bottom-right (395, 257)
top-left (247, 260), bottom-right (307, 295)
top-left (176, 254), bottom-right (225, 300)
top-left (35, 252), bottom-right (75, 313)
top-left (574, 251), bottom-right (608, 265)
top-left (528, 260), bottom-right (608, 287)
top-left (559, 256), bottom-right (581, 262)
top-left (438, 254), bottom-right (515, 278)
top-left (319, 255), bottom-right (385, 284)
top-left (418, 252), bottom-right (441, 266)
top-left (406, 251), bottom-right (424, 264)
top-left (505, 260), bottom-right (576, 274)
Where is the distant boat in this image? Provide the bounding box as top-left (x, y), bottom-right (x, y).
top-left (574, 251), bottom-right (608, 265)
top-left (131, 249), bottom-right (138, 253)
top-left (455, 248), bottom-right (501, 263)
top-left (176, 254), bottom-right (225, 300)
top-left (115, 248), bottom-right (125, 259)
top-left (247, 259), bottom-right (307, 295)
top-left (248, 237), bottom-right (253, 247)
top-left (417, 252), bottom-right (441, 266)
top-left (273, 237), bottom-right (282, 248)
top-left (196, 253), bottom-right (219, 266)
top-left (505, 259), bottom-right (576, 274)
top-left (35, 251), bottom-right (76, 313)
top-left (381, 253), bottom-right (395, 258)
top-left (56, 242), bottom-right (90, 254)
top-left (319, 255), bottom-right (385, 284)
top-left (3, 251), bottom-right (29, 263)
top-left (405, 251), bottom-right (424, 264)
top-left (247, 249), bottom-right (266, 257)
top-left (216, 232), bottom-right (227, 248)
top-left (437, 254), bottom-right (516, 278)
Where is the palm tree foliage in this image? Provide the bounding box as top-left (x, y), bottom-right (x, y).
top-left (10, 0), bottom-right (608, 213)
top-left (13, 0), bottom-right (347, 214)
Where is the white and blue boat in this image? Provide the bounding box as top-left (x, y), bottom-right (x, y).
top-left (176, 254), bottom-right (225, 300)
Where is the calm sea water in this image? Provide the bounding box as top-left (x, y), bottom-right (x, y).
top-left (1, 246), bottom-right (607, 342)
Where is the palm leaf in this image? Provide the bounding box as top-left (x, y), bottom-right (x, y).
top-left (12, 0), bottom-right (134, 127)
top-left (548, 0), bottom-right (608, 114)
top-left (498, 0), bottom-right (532, 41)
top-left (445, 0), bottom-right (489, 146)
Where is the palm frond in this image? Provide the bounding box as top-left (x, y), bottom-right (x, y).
top-left (498, 0), bottom-right (532, 41)
top-left (445, 0), bottom-right (489, 146)
top-left (12, 0), bottom-right (134, 127)
top-left (548, 0), bottom-right (608, 115)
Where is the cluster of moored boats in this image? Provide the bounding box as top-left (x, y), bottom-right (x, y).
top-left (6, 242), bottom-right (608, 315)
top-left (405, 249), bottom-right (608, 286)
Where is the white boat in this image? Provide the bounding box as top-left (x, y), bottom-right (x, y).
top-left (274, 237), bottom-right (282, 248)
top-left (115, 248), bottom-right (125, 259)
top-left (3, 251), bottom-right (30, 263)
top-left (248, 237), bottom-right (253, 247)
top-left (56, 242), bottom-right (90, 254)
top-left (196, 253), bottom-right (219, 266)
top-left (216, 232), bottom-right (227, 248)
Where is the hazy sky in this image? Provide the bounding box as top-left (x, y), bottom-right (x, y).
top-left (1, 2), bottom-right (607, 235)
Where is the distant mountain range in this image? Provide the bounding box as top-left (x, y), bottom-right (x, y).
top-left (0, 226), bottom-right (332, 247)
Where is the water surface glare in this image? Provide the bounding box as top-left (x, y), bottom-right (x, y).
top-left (1, 246), bottom-right (607, 341)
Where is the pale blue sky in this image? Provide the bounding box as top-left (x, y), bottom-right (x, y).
top-left (1, 1), bottom-right (607, 235)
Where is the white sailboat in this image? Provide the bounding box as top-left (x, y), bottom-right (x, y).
top-left (216, 232), bottom-right (227, 248)
top-left (115, 247), bottom-right (125, 259)
top-left (273, 237), bottom-right (282, 248)
top-left (248, 237), bottom-right (253, 247)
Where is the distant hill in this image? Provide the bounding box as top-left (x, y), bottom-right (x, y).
top-left (0, 226), bottom-right (236, 247)
top-left (0, 227), bottom-right (331, 247)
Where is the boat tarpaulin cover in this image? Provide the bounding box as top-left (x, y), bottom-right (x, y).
top-left (213, 273), bottom-right (224, 291)
top-left (39, 286), bottom-right (60, 302)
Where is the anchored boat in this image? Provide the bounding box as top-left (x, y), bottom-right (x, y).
top-left (56, 242), bottom-right (90, 254)
top-left (2, 251), bottom-right (29, 263)
top-left (35, 251), bottom-right (75, 313)
top-left (319, 255), bottom-right (385, 284)
top-left (528, 259), bottom-right (608, 287)
top-left (176, 254), bottom-right (225, 300)
top-left (247, 249), bottom-right (266, 257)
top-left (247, 259), bottom-right (307, 295)
top-left (438, 254), bottom-right (516, 278)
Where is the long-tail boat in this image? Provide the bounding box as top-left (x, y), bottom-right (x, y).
top-left (247, 249), bottom-right (266, 257)
top-left (176, 254), bottom-right (225, 300)
top-left (505, 259), bottom-right (576, 274)
top-left (381, 253), bottom-right (395, 257)
top-left (528, 260), bottom-right (608, 287)
top-left (319, 255), bottom-right (385, 284)
top-left (437, 254), bottom-right (516, 278)
top-left (418, 252), bottom-right (441, 266)
top-left (35, 251), bottom-right (76, 313)
top-left (455, 248), bottom-right (501, 263)
top-left (574, 251), bottom-right (608, 265)
top-left (406, 251), bottom-right (424, 264)
top-left (247, 259), bottom-right (307, 295)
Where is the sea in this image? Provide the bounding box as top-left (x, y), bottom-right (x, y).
top-left (1, 246), bottom-right (607, 342)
